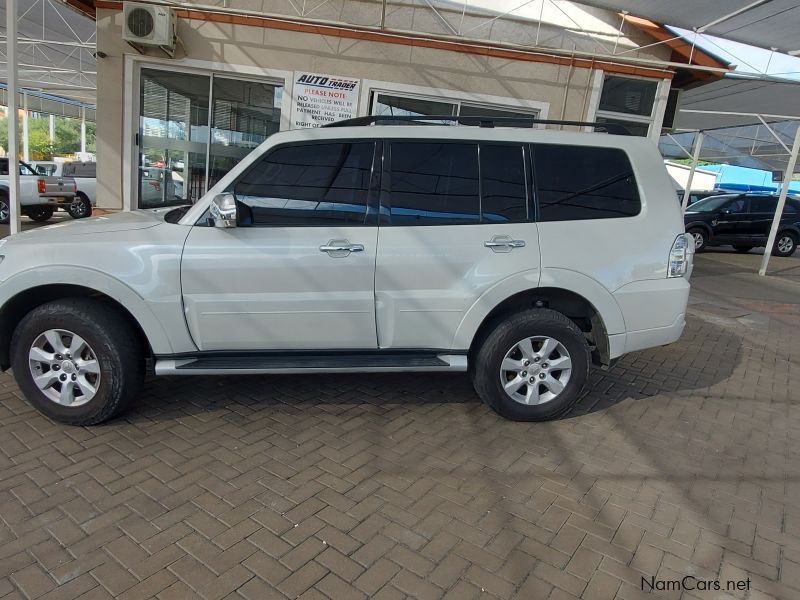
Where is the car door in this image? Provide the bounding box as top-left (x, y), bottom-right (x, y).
top-left (374, 140), bottom-right (539, 350)
top-left (743, 195), bottom-right (778, 242)
top-left (712, 195), bottom-right (749, 243)
top-left (180, 140), bottom-right (381, 351)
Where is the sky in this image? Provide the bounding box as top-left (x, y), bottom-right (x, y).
top-left (669, 27), bottom-right (800, 82)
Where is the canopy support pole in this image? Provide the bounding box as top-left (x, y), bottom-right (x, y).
top-left (6, 0), bottom-right (22, 235)
top-left (49, 114), bottom-right (55, 144)
top-left (681, 131), bottom-right (704, 213)
top-left (759, 125), bottom-right (800, 276)
top-left (22, 91), bottom-right (29, 163)
top-left (80, 106), bottom-right (87, 154)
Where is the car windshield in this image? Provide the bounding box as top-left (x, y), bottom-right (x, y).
top-left (688, 195), bottom-right (736, 212)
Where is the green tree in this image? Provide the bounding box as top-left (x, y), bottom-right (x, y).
top-left (0, 113), bottom-right (95, 158)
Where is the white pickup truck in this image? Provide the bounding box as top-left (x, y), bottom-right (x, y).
top-left (0, 158), bottom-right (77, 224)
top-left (30, 161), bottom-right (95, 219)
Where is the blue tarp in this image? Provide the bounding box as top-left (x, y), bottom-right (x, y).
top-left (703, 164), bottom-right (800, 193)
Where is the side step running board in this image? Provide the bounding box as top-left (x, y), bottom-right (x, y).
top-left (154, 353), bottom-right (468, 375)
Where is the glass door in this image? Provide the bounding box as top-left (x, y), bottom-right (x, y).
top-left (138, 68), bottom-right (210, 208)
top-left (137, 67), bottom-right (284, 209)
top-left (208, 77), bottom-right (282, 191)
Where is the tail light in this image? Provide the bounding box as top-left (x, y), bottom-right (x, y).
top-left (668, 233), bottom-right (694, 278)
top-left (37, 179), bottom-right (46, 194)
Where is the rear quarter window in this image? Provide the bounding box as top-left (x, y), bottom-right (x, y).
top-left (533, 144), bottom-right (641, 221)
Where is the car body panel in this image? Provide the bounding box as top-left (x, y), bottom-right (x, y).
top-left (0, 210), bottom-right (195, 355)
top-left (180, 225), bottom-right (379, 351)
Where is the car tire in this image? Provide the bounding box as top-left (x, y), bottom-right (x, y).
top-left (733, 245), bottom-right (753, 253)
top-left (471, 308), bottom-right (590, 421)
top-left (10, 298), bottom-right (144, 425)
top-left (772, 231), bottom-right (798, 257)
top-left (688, 228), bottom-right (708, 253)
top-left (68, 194), bottom-right (92, 219)
top-left (27, 206), bottom-right (54, 222)
top-left (0, 194), bottom-right (9, 225)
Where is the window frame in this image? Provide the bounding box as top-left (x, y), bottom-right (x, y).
top-left (594, 74), bottom-right (661, 138)
top-left (212, 139), bottom-right (383, 228)
top-left (380, 139), bottom-right (533, 226)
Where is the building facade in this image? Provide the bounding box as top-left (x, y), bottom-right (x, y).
top-left (86, 0), bottom-right (727, 210)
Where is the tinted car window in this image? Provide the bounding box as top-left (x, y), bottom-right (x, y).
top-left (387, 142), bottom-right (480, 225)
top-left (233, 142), bottom-right (375, 226)
top-left (726, 197), bottom-right (747, 213)
top-left (689, 195), bottom-right (737, 212)
top-left (749, 196), bottom-right (778, 212)
top-left (480, 144), bottom-right (527, 223)
top-left (533, 145), bottom-right (640, 221)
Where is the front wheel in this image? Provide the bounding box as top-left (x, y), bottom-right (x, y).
top-left (68, 194), bottom-right (92, 219)
top-left (27, 206), bottom-right (54, 222)
top-left (772, 232), bottom-right (797, 257)
top-left (471, 308), bottom-right (590, 421)
top-left (0, 195), bottom-right (9, 224)
top-left (688, 228), bottom-right (708, 253)
top-left (10, 298), bottom-right (144, 425)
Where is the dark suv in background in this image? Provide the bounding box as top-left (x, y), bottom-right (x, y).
top-left (685, 193), bottom-right (800, 256)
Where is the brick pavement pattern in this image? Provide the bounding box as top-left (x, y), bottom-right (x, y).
top-left (1, 254), bottom-right (799, 599)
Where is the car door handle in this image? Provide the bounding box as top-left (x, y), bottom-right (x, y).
top-left (484, 237), bottom-right (526, 250)
top-left (319, 243), bottom-right (364, 253)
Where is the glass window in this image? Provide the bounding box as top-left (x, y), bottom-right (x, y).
top-left (138, 68), bottom-right (284, 209)
top-left (388, 142), bottom-right (480, 225)
top-left (726, 197), bottom-right (747, 213)
top-left (373, 93), bottom-right (456, 120)
top-left (594, 116), bottom-right (650, 137)
top-left (599, 76), bottom-right (657, 117)
top-left (480, 144), bottom-right (527, 223)
top-left (208, 77), bottom-right (282, 190)
top-left (0, 160), bottom-right (7, 176)
top-left (139, 69), bottom-right (210, 208)
top-left (460, 104), bottom-right (539, 126)
top-left (233, 142), bottom-right (375, 226)
top-left (534, 144), bottom-right (640, 221)
top-left (749, 196), bottom-right (777, 212)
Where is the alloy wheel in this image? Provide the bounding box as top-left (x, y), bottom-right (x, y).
top-left (28, 329), bottom-right (101, 407)
top-left (777, 235), bottom-right (794, 254)
top-left (499, 336), bottom-right (573, 405)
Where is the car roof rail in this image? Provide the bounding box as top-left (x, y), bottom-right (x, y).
top-left (323, 115), bottom-right (631, 135)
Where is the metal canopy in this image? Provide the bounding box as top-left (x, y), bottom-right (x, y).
top-left (574, 0), bottom-right (800, 54)
top-left (673, 75), bottom-right (800, 130)
top-left (0, 0), bottom-right (96, 105)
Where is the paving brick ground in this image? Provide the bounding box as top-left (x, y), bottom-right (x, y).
top-left (1, 251), bottom-right (800, 599)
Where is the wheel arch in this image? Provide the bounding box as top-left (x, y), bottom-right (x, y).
top-left (0, 275), bottom-right (171, 370)
top-left (455, 269), bottom-right (626, 369)
top-left (685, 222), bottom-right (713, 237)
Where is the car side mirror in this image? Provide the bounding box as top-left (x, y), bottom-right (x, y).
top-left (209, 193), bottom-right (238, 228)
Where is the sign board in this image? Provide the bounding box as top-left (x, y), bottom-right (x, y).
top-left (772, 170), bottom-right (784, 183)
top-left (290, 72), bottom-right (360, 129)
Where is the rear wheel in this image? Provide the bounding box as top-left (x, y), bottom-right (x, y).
top-left (27, 206), bottom-right (54, 222)
top-left (688, 228), bottom-right (708, 252)
top-left (773, 232), bottom-right (797, 257)
top-left (733, 245), bottom-right (753, 253)
top-left (471, 308), bottom-right (590, 421)
top-left (10, 298), bottom-right (144, 425)
top-left (68, 194), bottom-right (92, 219)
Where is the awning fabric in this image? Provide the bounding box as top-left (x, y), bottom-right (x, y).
top-left (574, 0), bottom-right (800, 54)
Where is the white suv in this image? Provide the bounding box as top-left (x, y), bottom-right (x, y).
top-left (0, 117), bottom-right (693, 425)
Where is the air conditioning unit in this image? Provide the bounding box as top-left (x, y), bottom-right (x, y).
top-left (123, 2), bottom-right (177, 55)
